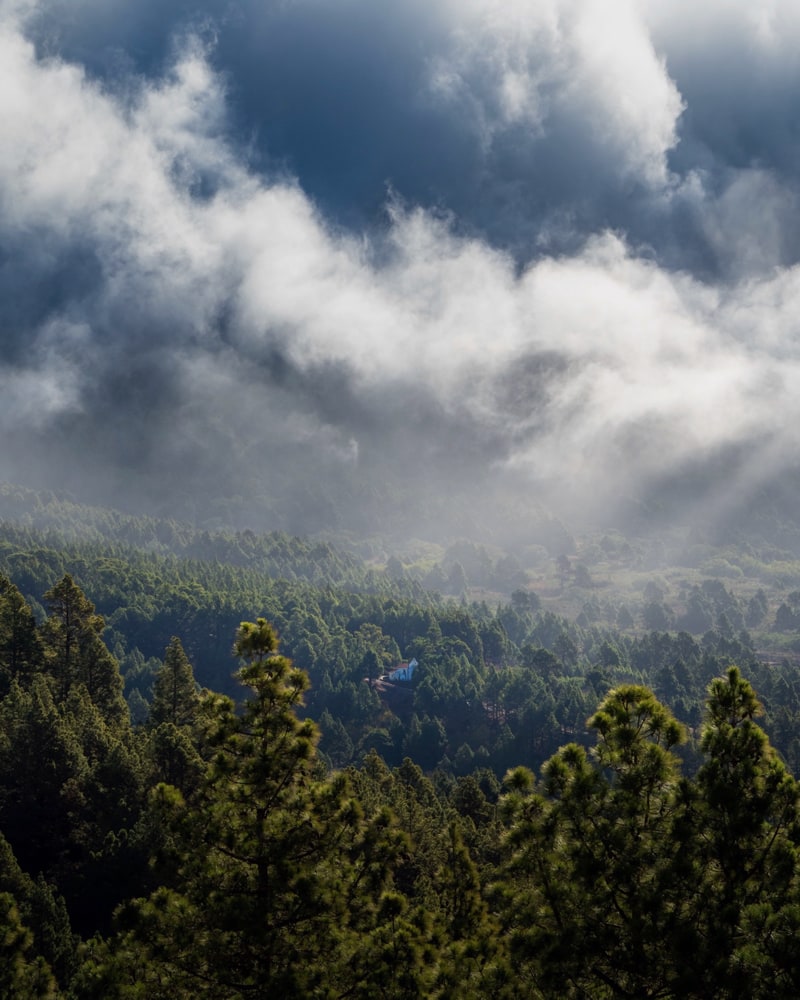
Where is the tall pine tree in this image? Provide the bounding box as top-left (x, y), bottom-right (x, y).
top-left (498, 685), bottom-right (690, 998)
top-left (0, 575), bottom-right (42, 695)
top-left (105, 619), bottom-right (420, 997)
top-left (149, 637), bottom-right (199, 729)
top-left (41, 575), bottom-right (126, 727)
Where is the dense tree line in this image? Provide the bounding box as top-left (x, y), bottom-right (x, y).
top-left (4, 520), bottom-right (800, 779)
top-left (4, 494), bottom-right (800, 994)
top-left (2, 578), bottom-right (800, 996)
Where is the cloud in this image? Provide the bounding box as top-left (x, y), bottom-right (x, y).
top-left (21, 0), bottom-right (800, 273)
top-left (431, 0), bottom-right (683, 185)
top-left (3, 0), bottom-right (800, 541)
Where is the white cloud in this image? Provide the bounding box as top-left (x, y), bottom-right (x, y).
top-left (3, 0), bottom-right (800, 522)
top-left (430, 0), bottom-right (683, 184)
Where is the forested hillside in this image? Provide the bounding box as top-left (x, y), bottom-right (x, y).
top-left (5, 489), bottom-right (800, 995)
top-left (2, 572), bottom-right (800, 997)
top-left (4, 485), bottom-right (800, 774)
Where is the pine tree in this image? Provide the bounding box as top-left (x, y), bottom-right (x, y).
top-left (435, 821), bottom-right (501, 1000)
top-left (42, 575), bottom-right (127, 727)
top-left (149, 637), bottom-right (199, 728)
top-left (146, 722), bottom-right (204, 797)
top-left (59, 685), bottom-right (148, 935)
top-left (112, 620), bottom-right (416, 997)
top-left (0, 673), bottom-right (146, 939)
top-left (0, 676), bottom-right (87, 879)
top-left (0, 832), bottom-right (75, 988)
top-left (687, 667), bottom-right (800, 997)
top-left (0, 575), bottom-right (42, 694)
top-left (498, 685), bottom-right (689, 998)
top-left (0, 893), bottom-right (59, 999)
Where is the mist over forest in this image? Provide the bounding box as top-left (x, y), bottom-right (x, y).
top-left (9, 6), bottom-right (800, 994)
top-left (2, 0), bottom-right (800, 549)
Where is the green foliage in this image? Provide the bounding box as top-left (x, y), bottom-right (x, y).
top-left (0, 659), bottom-right (147, 942)
top-left (0, 832), bottom-right (75, 987)
top-left (493, 668), bottom-right (800, 999)
top-left (498, 688), bottom-right (689, 997)
top-left (0, 892), bottom-right (59, 998)
top-left (0, 574), bottom-right (42, 695)
top-left (7, 504), bottom-right (800, 994)
top-left (686, 667), bottom-right (800, 995)
top-left (148, 638), bottom-right (198, 729)
top-left (106, 622), bottom-right (433, 997)
top-left (42, 575), bottom-right (127, 727)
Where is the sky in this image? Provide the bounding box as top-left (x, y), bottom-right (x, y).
top-left (2, 0), bottom-right (800, 542)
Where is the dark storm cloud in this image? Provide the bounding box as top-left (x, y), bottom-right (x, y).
top-left (18, 0), bottom-right (800, 269)
top-left (4, 0), bottom-right (800, 536)
top-left (22, 0), bottom-right (683, 257)
top-left (28, 0), bottom-right (799, 283)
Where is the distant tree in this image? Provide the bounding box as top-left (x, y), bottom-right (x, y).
top-left (642, 601), bottom-right (673, 632)
top-left (597, 640), bottom-right (622, 669)
top-left (520, 644), bottom-right (561, 678)
top-left (404, 713), bottom-right (447, 771)
top-left (126, 689), bottom-right (149, 726)
top-left (386, 555), bottom-right (406, 580)
top-left (360, 648), bottom-right (383, 683)
top-left (644, 580), bottom-right (665, 603)
top-left (493, 555), bottom-right (527, 593)
top-left (424, 563), bottom-right (448, 592)
top-left (318, 709), bottom-right (354, 769)
top-left (148, 637), bottom-right (198, 728)
top-left (617, 605), bottom-right (635, 630)
top-left (0, 576), bottom-right (42, 694)
top-left (41, 575), bottom-right (126, 727)
top-left (447, 562), bottom-right (468, 596)
top-left (745, 590), bottom-right (768, 629)
top-left (480, 620), bottom-right (508, 666)
top-left (510, 589), bottom-right (532, 613)
top-left (574, 564), bottom-right (592, 588)
top-left (775, 602), bottom-right (798, 631)
top-left (681, 588), bottom-right (714, 634)
top-left (553, 631), bottom-right (578, 668)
